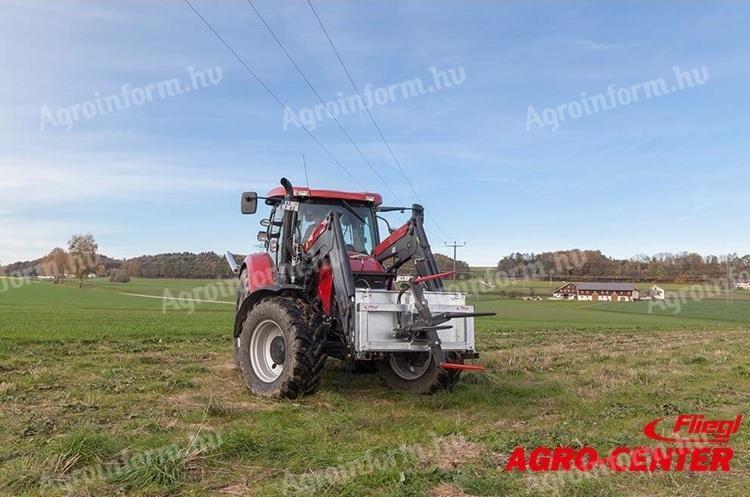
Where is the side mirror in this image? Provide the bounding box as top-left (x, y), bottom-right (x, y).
top-left (241, 192), bottom-right (258, 214)
top-left (260, 218), bottom-right (271, 227)
top-left (257, 231), bottom-right (268, 242)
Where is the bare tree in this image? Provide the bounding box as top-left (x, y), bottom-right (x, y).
top-left (42, 247), bottom-right (68, 283)
top-left (67, 234), bottom-right (99, 288)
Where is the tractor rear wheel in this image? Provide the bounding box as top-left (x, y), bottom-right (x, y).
top-left (379, 352), bottom-right (462, 394)
top-left (238, 296), bottom-right (325, 398)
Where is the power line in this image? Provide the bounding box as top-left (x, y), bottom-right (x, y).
top-left (181, 0), bottom-right (367, 191)
top-left (305, 0), bottom-right (452, 241)
top-left (244, 0), bottom-right (405, 205)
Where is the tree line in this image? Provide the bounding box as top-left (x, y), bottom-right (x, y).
top-left (118, 252), bottom-right (238, 279)
top-left (2, 244), bottom-right (469, 282)
top-left (5, 237), bottom-right (746, 284)
top-left (0, 235), bottom-right (238, 281)
top-left (496, 249), bottom-right (750, 283)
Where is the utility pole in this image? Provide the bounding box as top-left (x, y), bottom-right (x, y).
top-left (445, 241), bottom-right (466, 283)
top-left (727, 254), bottom-right (735, 305)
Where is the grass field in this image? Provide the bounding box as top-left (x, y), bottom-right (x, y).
top-left (1, 277), bottom-right (749, 496)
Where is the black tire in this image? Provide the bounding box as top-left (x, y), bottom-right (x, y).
top-left (234, 269), bottom-right (248, 370)
top-left (238, 296), bottom-right (326, 399)
top-left (378, 352), bottom-right (462, 394)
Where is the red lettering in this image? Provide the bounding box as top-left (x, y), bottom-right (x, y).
top-left (502, 440), bottom-right (736, 474)
top-left (710, 447), bottom-right (733, 471)
top-left (649, 447), bottom-right (673, 471)
top-left (575, 447), bottom-right (599, 471)
top-left (504, 447), bottom-right (527, 472)
top-left (529, 447), bottom-right (551, 471)
top-left (629, 447), bottom-right (648, 472)
top-left (689, 448), bottom-right (710, 472)
top-left (674, 447), bottom-right (689, 471)
top-left (607, 447), bottom-right (629, 472)
top-left (703, 420), bottom-right (718, 435)
top-left (674, 414), bottom-right (693, 432)
top-left (550, 447), bottom-right (574, 471)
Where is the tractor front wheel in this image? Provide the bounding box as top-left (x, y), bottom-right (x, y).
top-left (238, 297), bottom-right (325, 398)
top-left (234, 268), bottom-right (249, 370)
top-left (378, 352), bottom-right (462, 394)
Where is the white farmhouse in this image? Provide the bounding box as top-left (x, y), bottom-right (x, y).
top-left (648, 285), bottom-right (666, 300)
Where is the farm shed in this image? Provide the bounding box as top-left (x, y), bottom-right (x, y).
top-left (552, 282), bottom-right (641, 302)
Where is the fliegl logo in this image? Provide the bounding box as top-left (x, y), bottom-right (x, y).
top-left (644, 414), bottom-right (742, 445)
top-left (504, 414), bottom-right (742, 474)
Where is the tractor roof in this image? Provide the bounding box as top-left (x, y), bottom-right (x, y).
top-left (266, 186), bottom-right (383, 206)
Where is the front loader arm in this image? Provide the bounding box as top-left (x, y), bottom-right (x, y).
top-left (302, 211), bottom-right (357, 336)
top-left (373, 204), bottom-right (445, 291)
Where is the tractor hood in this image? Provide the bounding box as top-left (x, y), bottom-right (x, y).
top-left (348, 252), bottom-right (385, 273)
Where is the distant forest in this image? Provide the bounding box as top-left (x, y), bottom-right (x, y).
top-left (495, 249), bottom-right (750, 283)
top-left (1, 252), bottom-right (238, 280)
top-left (0, 250), bottom-right (470, 280)
top-left (3, 248), bottom-right (748, 283)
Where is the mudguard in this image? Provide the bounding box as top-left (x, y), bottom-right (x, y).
top-left (242, 253), bottom-right (277, 293)
top-left (234, 284), bottom-right (305, 338)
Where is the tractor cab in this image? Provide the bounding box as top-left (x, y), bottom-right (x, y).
top-left (262, 185), bottom-right (391, 290)
top-left (266, 185), bottom-right (381, 252)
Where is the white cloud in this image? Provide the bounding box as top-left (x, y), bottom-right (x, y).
top-left (0, 155), bottom-right (250, 214)
top-left (0, 219), bottom-right (79, 264)
top-left (0, 153), bottom-right (274, 263)
top-left (556, 38), bottom-right (632, 51)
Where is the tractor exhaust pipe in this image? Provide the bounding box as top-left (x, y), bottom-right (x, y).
top-left (280, 177), bottom-right (294, 199)
top-left (278, 177), bottom-right (295, 283)
top-left (225, 251), bottom-right (240, 274)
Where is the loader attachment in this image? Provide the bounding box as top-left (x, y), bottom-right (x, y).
top-left (353, 267), bottom-right (493, 372)
top-left (373, 204), bottom-right (446, 291)
top-left (390, 271), bottom-right (492, 372)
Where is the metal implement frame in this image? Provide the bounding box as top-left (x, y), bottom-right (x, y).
top-left (353, 288), bottom-right (476, 357)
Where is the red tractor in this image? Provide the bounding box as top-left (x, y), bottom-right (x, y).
top-left (227, 178), bottom-right (491, 398)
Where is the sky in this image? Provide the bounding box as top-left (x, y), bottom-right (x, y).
top-left (1, 1), bottom-right (748, 266)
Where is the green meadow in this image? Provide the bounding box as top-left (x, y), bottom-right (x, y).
top-left (1, 277), bottom-right (749, 496)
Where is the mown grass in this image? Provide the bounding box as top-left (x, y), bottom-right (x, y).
top-left (0, 278), bottom-right (749, 496)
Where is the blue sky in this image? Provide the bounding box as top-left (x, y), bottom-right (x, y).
top-left (1, 1), bottom-right (748, 266)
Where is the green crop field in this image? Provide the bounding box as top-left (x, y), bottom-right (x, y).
top-left (1, 278), bottom-right (749, 496)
